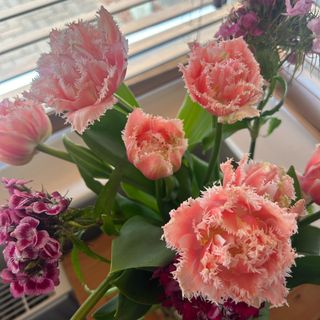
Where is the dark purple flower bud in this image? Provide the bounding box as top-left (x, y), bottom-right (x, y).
top-left (216, 21), bottom-right (241, 39)
top-left (240, 12), bottom-right (263, 36)
top-left (153, 261), bottom-right (262, 320)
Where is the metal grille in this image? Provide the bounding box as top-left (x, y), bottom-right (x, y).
top-left (0, 282), bottom-right (50, 320)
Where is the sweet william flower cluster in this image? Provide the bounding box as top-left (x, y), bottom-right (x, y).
top-left (0, 2), bottom-right (320, 320)
top-left (0, 179), bottom-right (70, 297)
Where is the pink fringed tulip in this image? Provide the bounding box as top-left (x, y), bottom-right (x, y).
top-left (300, 145), bottom-right (320, 205)
top-left (181, 37), bottom-right (264, 124)
top-left (285, 0), bottom-right (313, 16)
top-left (122, 109), bottom-right (188, 180)
top-left (27, 7), bottom-right (128, 133)
top-left (0, 98), bottom-right (52, 165)
top-left (163, 156), bottom-right (298, 308)
top-left (221, 155), bottom-right (296, 208)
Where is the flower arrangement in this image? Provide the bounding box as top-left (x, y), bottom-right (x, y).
top-left (1, 2), bottom-right (320, 320)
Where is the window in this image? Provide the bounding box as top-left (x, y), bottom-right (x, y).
top-left (0, 0), bottom-right (233, 99)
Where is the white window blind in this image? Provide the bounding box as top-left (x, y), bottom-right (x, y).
top-left (0, 0), bottom-right (232, 99)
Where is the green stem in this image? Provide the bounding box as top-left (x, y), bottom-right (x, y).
top-left (71, 275), bottom-right (111, 320)
top-left (114, 93), bottom-right (134, 112)
top-left (249, 118), bottom-right (260, 160)
top-left (249, 76), bottom-right (288, 159)
top-left (36, 144), bottom-right (74, 163)
top-left (298, 210), bottom-right (320, 228)
top-left (205, 118), bottom-right (223, 185)
top-left (248, 77), bottom-right (278, 160)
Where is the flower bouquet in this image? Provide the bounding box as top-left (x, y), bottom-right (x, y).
top-left (1, 1), bottom-right (320, 319)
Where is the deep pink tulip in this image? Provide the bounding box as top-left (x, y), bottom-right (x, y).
top-left (300, 145), bottom-right (320, 205)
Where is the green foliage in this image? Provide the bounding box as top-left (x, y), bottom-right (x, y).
top-left (288, 256), bottom-right (320, 288)
top-left (63, 137), bottom-right (109, 194)
top-left (71, 246), bottom-right (89, 290)
top-left (113, 269), bottom-right (161, 305)
top-left (115, 194), bottom-right (162, 225)
top-left (190, 154), bottom-right (208, 190)
top-left (115, 82), bottom-right (140, 108)
top-left (63, 137), bottom-right (111, 178)
top-left (293, 225), bottom-right (320, 256)
top-left (287, 166), bottom-right (303, 202)
top-left (174, 162), bottom-right (194, 202)
top-left (263, 117), bottom-right (282, 137)
top-left (261, 76), bottom-right (288, 118)
top-left (178, 94), bottom-right (212, 147)
top-left (299, 210), bottom-right (320, 227)
top-left (203, 119), bottom-right (248, 152)
top-left (71, 236), bottom-right (110, 264)
top-left (111, 216), bottom-right (174, 273)
top-left (94, 167), bottom-right (123, 234)
top-left (257, 303), bottom-right (270, 319)
top-left (93, 296), bottom-right (118, 320)
top-left (82, 109), bottom-right (127, 165)
top-left (114, 294), bottom-right (150, 320)
top-left (121, 183), bottom-right (158, 212)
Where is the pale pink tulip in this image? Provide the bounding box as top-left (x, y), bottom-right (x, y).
top-left (163, 157), bottom-right (298, 308)
top-left (300, 145), bottom-right (320, 205)
top-left (27, 7), bottom-right (128, 133)
top-left (122, 109), bottom-right (188, 180)
top-left (307, 18), bottom-right (320, 54)
top-left (0, 98), bottom-right (52, 165)
top-left (181, 37), bottom-right (264, 124)
top-left (285, 0), bottom-right (313, 16)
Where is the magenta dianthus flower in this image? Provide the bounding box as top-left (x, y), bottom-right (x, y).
top-left (0, 178), bottom-right (69, 297)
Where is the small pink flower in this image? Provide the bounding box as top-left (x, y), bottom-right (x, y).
top-left (122, 109), bottom-right (188, 180)
top-left (2, 178), bottom-right (30, 194)
top-left (3, 242), bottom-right (21, 273)
top-left (163, 161), bottom-right (298, 307)
top-left (285, 0), bottom-right (313, 16)
top-left (32, 191), bottom-right (71, 215)
top-left (10, 217), bottom-right (50, 253)
top-left (0, 98), bottom-right (52, 165)
top-left (27, 7), bottom-right (128, 133)
top-left (299, 145), bottom-right (320, 205)
top-left (181, 37), bottom-right (264, 124)
top-left (221, 155), bottom-right (296, 208)
top-left (40, 238), bottom-right (62, 262)
top-left (0, 208), bottom-right (20, 243)
top-left (1, 263), bottom-right (60, 297)
top-left (307, 18), bottom-right (320, 54)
